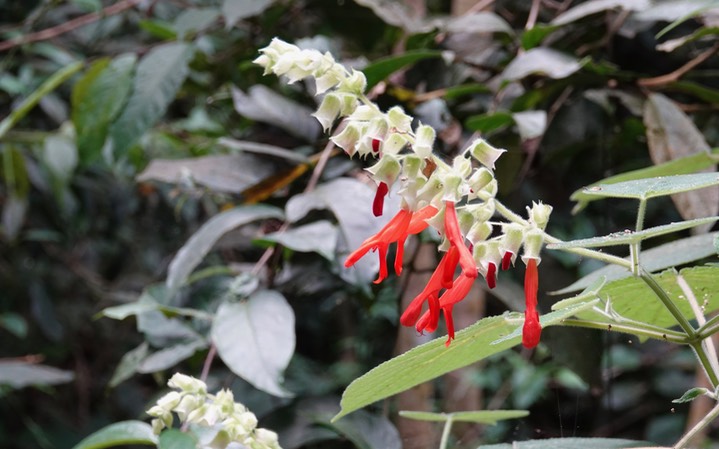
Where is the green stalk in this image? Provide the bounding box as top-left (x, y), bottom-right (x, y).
top-left (697, 314), bottom-right (719, 340)
top-left (561, 318), bottom-right (688, 344)
top-left (494, 200), bottom-right (632, 269)
top-left (439, 416), bottom-right (454, 449)
top-left (629, 199), bottom-right (647, 275)
top-left (673, 401), bottom-right (719, 448)
top-left (640, 270), bottom-right (696, 337)
top-left (0, 61), bottom-right (84, 141)
top-left (689, 341), bottom-right (719, 388)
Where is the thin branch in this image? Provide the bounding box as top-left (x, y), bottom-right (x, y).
top-left (525, 0), bottom-right (541, 30)
top-left (638, 43), bottom-right (719, 88)
top-left (0, 0), bottom-right (142, 52)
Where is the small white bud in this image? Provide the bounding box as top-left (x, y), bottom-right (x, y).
top-left (387, 106), bottom-right (412, 132)
top-left (468, 138), bottom-right (506, 170)
top-left (168, 373), bottom-right (207, 395)
top-left (312, 93), bottom-right (342, 131)
top-left (413, 124), bottom-right (435, 158)
top-left (527, 201), bottom-right (552, 230)
top-left (331, 123), bottom-right (363, 156)
top-left (367, 154), bottom-right (401, 185)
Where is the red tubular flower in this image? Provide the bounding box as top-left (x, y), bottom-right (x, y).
top-left (522, 258), bottom-right (542, 348)
top-left (501, 251), bottom-right (513, 271)
top-left (373, 181), bottom-right (389, 217)
top-left (345, 204), bottom-right (438, 284)
top-left (486, 262), bottom-right (497, 289)
top-left (400, 202), bottom-right (479, 346)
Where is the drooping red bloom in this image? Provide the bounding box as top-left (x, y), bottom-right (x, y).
top-left (345, 204), bottom-right (438, 284)
top-left (400, 201), bottom-right (478, 346)
top-left (501, 251), bottom-right (513, 271)
top-left (373, 181), bottom-right (389, 217)
top-left (485, 262), bottom-right (497, 289)
top-left (522, 258), bottom-right (542, 348)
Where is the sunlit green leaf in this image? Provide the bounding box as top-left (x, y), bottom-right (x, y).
top-left (334, 301), bottom-right (596, 420)
top-left (553, 231), bottom-right (719, 294)
top-left (577, 266), bottom-right (719, 329)
top-left (399, 410), bottom-right (528, 424)
top-left (476, 437), bottom-right (650, 449)
top-left (578, 173), bottom-right (719, 201)
top-left (571, 149), bottom-right (719, 213)
top-left (547, 217), bottom-right (718, 249)
top-left (70, 421), bottom-right (157, 449)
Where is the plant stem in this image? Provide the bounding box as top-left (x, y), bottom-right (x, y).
top-left (697, 314), bottom-right (719, 340)
top-left (494, 200), bottom-right (632, 269)
top-left (674, 401), bottom-right (719, 449)
top-left (561, 318), bottom-right (688, 344)
top-left (0, 61), bottom-right (84, 141)
top-left (630, 199), bottom-right (647, 275)
top-left (640, 269), bottom-right (697, 337)
top-left (689, 342), bottom-right (719, 388)
top-left (439, 416), bottom-right (453, 449)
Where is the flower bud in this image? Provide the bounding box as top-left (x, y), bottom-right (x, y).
top-left (348, 104), bottom-right (378, 121)
top-left (499, 223), bottom-right (524, 269)
top-left (254, 428), bottom-right (280, 448)
top-left (452, 155), bottom-right (472, 178)
top-left (456, 208), bottom-right (475, 236)
top-left (331, 123), bottom-right (362, 156)
top-left (174, 393), bottom-right (202, 421)
top-left (387, 106), bottom-right (412, 132)
top-left (168, 373), bottom-right (207, 395)
top-left (442, 174), bottom-right (468, 203)
top-left (156, 391), bottom-right (182, 411)
top-left (521, 229), bottom-right (544, 264)
top-left (473, 241), bottom-right (502, 288)
top-left (151, 418), bottom-right (165, 435)
top-left (466, 221), bottom-right (492, 244)
top-left (214, 389), bottom-right (235, 415)
top-left (367, 154), bottom-right (401, 186)
top-left (338, 69), bottom-right (367, 94)
top-left (477, 179), bottom-right (497, 201)
top-left (468, 138), bottom-right (506, 170)
top-left (413, 124), bottom-right (435, 158)
top-left (416, 175), bottom-right (444, 205)
top-left (312, 93), bottom-right (342, 131)
top-left (382, 133), bottom-right (409, 155)
top-left (466, 200), bottom-right (495, 223)
top-left (527, 201), bottom-right (552, 230)
top-left (467, 167), bottom-right (493, 195)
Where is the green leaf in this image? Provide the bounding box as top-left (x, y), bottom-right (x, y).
top-left (551, 277), bottom-right (607, 310)
top-left (109, 42), bottom-right (193, 158)
top-left (362, 50), bottom-right (443, 90)
top-left (0, 312), bottom-right (27, 338)
top-left (465, 112), bottom-right (514, 134)
top-left (211, 290), bottom-right (295, 397)
top-left (71, 54), bottom-right (135, 163)
top-left (42, 135), bottom-right (78, 183)
top-left (553, 232), bottom-right (719, 294)
top-left (137, 339), bottom-right (207, 373)
top-left (442, 83), bottom-right (491, 99)
top-left (222, 0), bottom-right (274, 27)
top-left (657, 26), bottom-right (719, 52)
top-left (173, 8), bottom-right (220, 38)
top-left (644, 92), bottom-right (717, 232)
top-left (166, 205), bottom-right (283, 296)
top-left (318, 410), bottom-right (401, 449)
top-left (333, 301), bottom-right (596, 421)
top-left (570, 149), bottom-right (719, 213)
top-left (476, 437), bottom-right (650, 449)
top-left (70, 421), bottom-right (157, 449)
top-left (672, 387), bottom-right (710, 403)
top-left (577, 266), bottom-right (719, 329)
top-left (109, 342), bottom-right (149, 388)
top-left (0, 360), bottom-right (74, 388)
top-left (578, 173), bottom-right (719, 201)
top-left (521, 25), bottom-right (559, 49)
top-left (159, 429), bottom-right (197, 449)
top-left (547, 216), bottom-right (719, 249)
top-left (500, 48), bottom-right (583, 82)
top-left (258, 220), bottom-right (338, 260)
top-left (444, 12), bottom-right (513, 35)
top-left (551, 0), bottom-right (650, 26)
top-left (399, 410), bottom-right (528, 424)
top-left (138, 19), bottom-right (177, 39)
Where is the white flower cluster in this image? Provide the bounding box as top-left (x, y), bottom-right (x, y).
top-left (255, 38), bottom-right (551, 270)
top-left (147, 373), bottom-right (281, 449)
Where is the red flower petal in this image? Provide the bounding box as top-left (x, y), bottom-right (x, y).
top-left (522, 258), bottom-right (542, 348)
top-left (444, 202), bottom-right (478, 277)
top-left (486, 262), bottom-right (497, 289)
top-left (372, 181), bottom-right (389, 217)
top-left (501, 251), bottom-right (513, 271)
